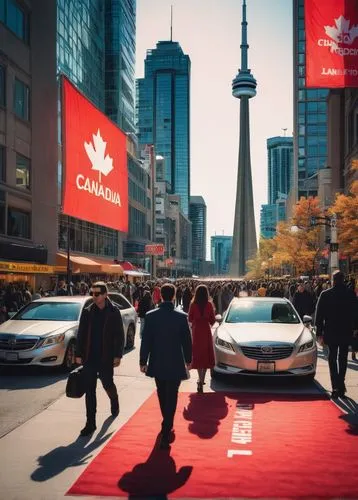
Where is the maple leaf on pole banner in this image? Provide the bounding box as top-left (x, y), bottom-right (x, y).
top-left (305, 0), bottom-right (358, 88)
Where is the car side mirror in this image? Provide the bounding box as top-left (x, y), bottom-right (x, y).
top-left (8, 311), bottom-right (16, 319)
top-left (303, 315), bottom-right (312, 324)
top-left (215, 314), bottom-right (223, 323)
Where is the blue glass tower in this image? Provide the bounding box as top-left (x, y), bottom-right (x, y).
top-left (105, 0), bottom-right (136, 133)
top-left (137, 40), bottom-right (191, 216)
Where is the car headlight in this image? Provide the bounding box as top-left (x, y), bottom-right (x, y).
top-left (298, 340), bottom-right (315, 353)
top-left (38, 333), bottom-right (65, 347)
top-left (215, 337), bottom-right (235, 352)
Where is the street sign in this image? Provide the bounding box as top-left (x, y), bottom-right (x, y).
top-left (330, 243), bottom-right (339, 252)
top-left (145, 244), bottom-right (165, 256)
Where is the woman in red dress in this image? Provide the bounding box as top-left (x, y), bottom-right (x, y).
top-left (188, 284), bottom-right (216, 393)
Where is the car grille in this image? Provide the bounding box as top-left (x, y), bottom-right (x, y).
top-left (240, 345), bottom-right (293, 360)
top-left (0, 335), bottom-right (39, 351)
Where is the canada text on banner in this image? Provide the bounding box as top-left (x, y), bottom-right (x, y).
top-left (62, 77), bottom-right (128, 232)
top-left (305, 0), bottom-right (358, 88)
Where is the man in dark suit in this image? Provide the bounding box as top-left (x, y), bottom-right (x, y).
top-left (140, 283), bottom-right (192, 449)
top-left (76, 282), bottom-right (125, 436)
top-left (315, 271), bottom-right (358, 398)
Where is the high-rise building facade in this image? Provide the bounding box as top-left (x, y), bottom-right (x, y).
top-left (211, 235), bottom-right (232, 276)
top-left (105, 0), bottom-right (136, 133)
top-left (137, 40), bottom-right (191, 216)
top-left (267, 137), bottom-right (293, 204)
top-left (293, 0), bottom-right (329, 200)
top-left (189, 196), bottom-right (207, 275)
top-left (57, 0), bottom-right (152, 264)
top-left (260, 136), bottom-right (293, 238)
top-left (0, 0), bottom-right (58, 288)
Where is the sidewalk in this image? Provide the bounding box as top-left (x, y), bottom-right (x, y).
top-left (0, 346), bottom-right (357, 500)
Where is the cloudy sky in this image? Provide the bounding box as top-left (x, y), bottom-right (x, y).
top-left (136, 0), bottom-right (293, 258)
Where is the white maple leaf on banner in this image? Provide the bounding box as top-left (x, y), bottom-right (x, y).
top-left (84, 129), bottom-right (113, 183)
top-left (325, 15), bottom-right (358, 51)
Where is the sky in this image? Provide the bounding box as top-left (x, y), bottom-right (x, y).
top-left (136, 0), bottom-right (293, 259)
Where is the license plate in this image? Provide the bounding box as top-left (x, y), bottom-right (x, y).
top-left (257, 362), bottom-right (275, 373)
top-left (5, 352), bottom-right (18, 361)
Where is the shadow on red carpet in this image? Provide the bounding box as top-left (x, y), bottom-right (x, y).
top-left (67, 391), bottom-right (358, 498)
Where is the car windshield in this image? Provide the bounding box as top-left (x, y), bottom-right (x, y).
top-left (226, 301), bottom-right (300, 324)
top-left (13, 302), bottom-right (82, 321)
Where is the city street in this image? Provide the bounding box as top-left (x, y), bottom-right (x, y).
top-left (1, 324), bottom-right (358, 499)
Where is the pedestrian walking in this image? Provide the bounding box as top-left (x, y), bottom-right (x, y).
top-left (188, 284), bottom-right (216, 393)
top-left (292, 282), bottom-right (315, 320)
top-left (137, 287), bottom-right (154, 338)
top-left (75, 282), bottom-right (125, 436)
top-left (182, 286), bottom-right (192, 313)
top-left (140, 283), bottom-right (192, 449)
top-left (315, 271), bottom-right (358, 398)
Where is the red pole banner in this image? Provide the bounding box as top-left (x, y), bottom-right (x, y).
top-left (305, 0), bottom-right (358, 88)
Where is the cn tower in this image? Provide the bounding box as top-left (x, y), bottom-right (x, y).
top-left (229, 0), bottom-right (257, 277)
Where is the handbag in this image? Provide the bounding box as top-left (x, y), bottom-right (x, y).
top-left (66, 365), bottom-right (85, 398)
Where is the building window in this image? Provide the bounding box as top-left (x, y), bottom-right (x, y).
top-left (0, 146), bottom-right (5, 182)
top-left (16, 153), bottom-right (30, 189)
top-left (0, 65), bottom-right (5, 107)
top-left (0, 0), bottom-right (29, 42)
top-left (7, 207), bottom-right (31, 239)
top-left (14, 78), bottom-right (30, 120)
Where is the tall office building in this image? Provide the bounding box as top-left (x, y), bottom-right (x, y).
top-left (189, 196), bottom-right (207, 275)
top-left (293, 0), bottom-right (328, 200)
top-left (229, 0), bottom-right (257, 277)
top-left (137, 40), bottom-right (191, 216)
top-left (267, 137), bottom-right (293, 204)
top-left (211, 236), bottom-right (233, 276)
top-left (57, 0), bottom-right (152, 265)
top-left (260, 136), bottom-right (293, 238)
top-left (0, 0), bottom-right (58, 289)
top-left (105, 0), bottom-right (136, 133)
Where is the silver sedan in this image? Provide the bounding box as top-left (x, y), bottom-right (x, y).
top-left (0, 293), bottom-right (137, 370)
top-left (212, 297), bottom-right (317, 380)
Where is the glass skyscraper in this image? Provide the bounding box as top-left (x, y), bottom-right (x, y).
top-left (267, 137), bottom-right (293, 204)
top-left (211, 236), bottom-right (232, 276)
top-left (137, 40), bottom-right (191, 216)
top-left (261, 136), bottom-right (293, 238)
top-left (57, 0), bottom-right (146, 261)
top-left (293, 0), bottom-right (329, 199)
top-left (105, 0), bottom-right (136, 133)
top-left (189, 196), bottom-right (207, 275)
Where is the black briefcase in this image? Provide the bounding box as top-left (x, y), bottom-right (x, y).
top-left (66, 365), bottom-right (85, 398)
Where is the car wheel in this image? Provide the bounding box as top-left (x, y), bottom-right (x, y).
top-left (62, 341), bottom-right (76, 372)
top-left (125, 324), bottom-right (135, 350)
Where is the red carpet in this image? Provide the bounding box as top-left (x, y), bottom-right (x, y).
top-left (67, 392), bottom-right (358, 498)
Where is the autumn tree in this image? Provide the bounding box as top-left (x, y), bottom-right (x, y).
top-left (330, 164), bottom-right (358, 262)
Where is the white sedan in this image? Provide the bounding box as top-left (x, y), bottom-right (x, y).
top-left (0, 293), bottom-right (137, 370)
top-left (213, 297), bottom-right (317, 380)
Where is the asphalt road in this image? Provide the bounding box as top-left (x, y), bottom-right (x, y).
top-left (0, 365), bottom-right (68, 438)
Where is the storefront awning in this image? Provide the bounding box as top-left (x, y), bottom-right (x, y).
top-left (123, 270), bottom-right (151, 277)
top-left (56, 253), bottom-right (123, 275)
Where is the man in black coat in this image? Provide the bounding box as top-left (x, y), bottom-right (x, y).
top-left (75, 282), bottom-right (125, 436)
top-left (140, 283), bottom-right (192, 449)
top-left (292, 283), bottom-right (315, 320)
top-left (315, 271), bottom-right (358, 398)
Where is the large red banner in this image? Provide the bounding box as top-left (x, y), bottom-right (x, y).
top-left (305, 0), bottom-right (358, 88)
top-left (62, 78), bottom-right (128, 231)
